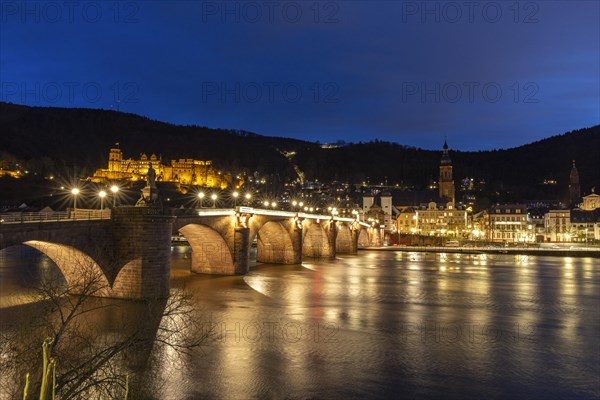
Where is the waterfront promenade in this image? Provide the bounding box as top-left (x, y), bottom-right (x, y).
top-left (366, 245), bottom-right (600, 258)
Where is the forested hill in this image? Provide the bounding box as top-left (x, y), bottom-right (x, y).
top-left (0, 102), bottom-right (315, 177)
top-left (0, 102), bottom-right (598, 200)
top-left (295, 126), bottom-right (600, 196)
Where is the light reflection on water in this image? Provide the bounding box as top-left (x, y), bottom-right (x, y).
top-left (1, 246), bottom-right (599, 399)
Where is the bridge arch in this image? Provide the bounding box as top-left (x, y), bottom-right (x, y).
top-left (336, 224), bottom-right (354, 253)
top-left (252, 221), bottom-right (298, 264)
top-left (178, 223), bottom-right (235, 275)
top-left (302, 220), bottom-right (334, 258)
top-left (22, 240), bottom-right (110, 296)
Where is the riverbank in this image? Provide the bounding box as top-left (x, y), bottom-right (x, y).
top-left (363, 245), bottom-right (600, 258)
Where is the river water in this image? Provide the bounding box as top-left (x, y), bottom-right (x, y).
top-left (1, 246), bottom-right (599, 399)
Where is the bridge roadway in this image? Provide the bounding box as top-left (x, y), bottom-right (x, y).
top-left (0, 207), bottom-right (380, 300)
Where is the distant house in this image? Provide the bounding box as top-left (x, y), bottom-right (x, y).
top-left (544, 210), bottom-right (571, 242)
top-left (580, 189), bottom-right (600, 211)
top-left (487, 204), bottom-right (534, 243)
top-left (570, 209), bottom-right (600, 242)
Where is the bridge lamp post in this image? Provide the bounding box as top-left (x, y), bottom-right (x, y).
top-left (71, 188), bottom-right (80, 210)
top-left (198, 192), bottom-right (205, 208)
top-left (271, 201), bottom-right (277, 209)
top-left (232, 191), bottom-right (239, 207)
top-left (292, 200), bottom-right (298, 208)
top-left (99, 190), bottom-right (107, 210)
top-left (263, 200), bottom-right (270, 207)
top-left (110, 185), bottom-right (119, 207)
top-left (211, 193), bottom-right (218, 208)
top-left (245, 193), bottom-right (252, 205)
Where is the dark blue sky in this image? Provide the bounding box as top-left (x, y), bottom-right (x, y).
top-left (1, 1), bottom-right (598, 150)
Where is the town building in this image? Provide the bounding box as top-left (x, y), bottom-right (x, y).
top-left (569, 189), bottom-right (600, 242)
top-left (396, 206), bottom-right (418, 234)
top-left (487, 204), bottom-right (534, 243)
top-left (544, 210), bottom-right (571, 242)
top-left (580, 189), bottom-right (600, 211)
top-left (471, 210), bottom-right (488, 240)
top-left (570, 209), bottom-right (600, 242)
top-left (414, 201), bottom-right (467, 237)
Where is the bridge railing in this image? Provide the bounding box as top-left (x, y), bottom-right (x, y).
top-left (183, 206), bottom-right (367, 225)
top-left (0, 209), bottom-right (111, 224)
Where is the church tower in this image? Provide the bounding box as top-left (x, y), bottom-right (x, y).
top-left (439, 140), bottom-right (455, 204)
top-left (569, 160), bottom-right (581, 207)
top-left (108, 145), bottom-right (123, 172)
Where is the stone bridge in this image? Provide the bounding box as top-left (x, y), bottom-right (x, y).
top-left (0, 207), bottom-right (379, 300)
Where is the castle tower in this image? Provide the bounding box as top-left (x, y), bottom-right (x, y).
top-left (108, 146), bottom-right (123, 172)
top-left (439, 140), bottom-right (455, 204)
top-left (569, 160), bottom-right (581, 207)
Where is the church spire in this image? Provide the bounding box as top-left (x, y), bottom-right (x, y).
top-left (439, 139), bottom-right (455, 204)
top-left (441, 139), bottom-right (451, 165)
top-left (569, 159), bottom-right (581, 207)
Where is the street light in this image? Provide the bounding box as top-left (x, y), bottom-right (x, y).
top-left (245, 193), bottom-right (252, 205)
top-left (271, 201), bottom-right (277, 208)
top-left (211, 193), bottom-right (218, 208)
top-left (99, 190), bottom-right (106, 210)
top-left (71, 188), bottom-right (80, 210)
top-left (198, 192), bottom-right (205, 208)
top-left (110, 185), bottom-right (119, 207)
top-left (232, 191), bottom-right (239, 206)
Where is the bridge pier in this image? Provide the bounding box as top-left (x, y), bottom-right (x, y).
top-left (110, 207), bottom-right (175, 299)
top-left (290, 222), bottom-right (303, 264)
top-left (326, 220), bottom-right (337, 259)
top-left (233, 227), bottom-right (250, 274)
top-left (350, 226), bottom-right (359, 254)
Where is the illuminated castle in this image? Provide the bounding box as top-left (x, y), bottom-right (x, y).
top-left (89, 146), bottom-right (230, 189)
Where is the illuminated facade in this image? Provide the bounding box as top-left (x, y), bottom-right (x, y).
top-left (0, 169), bottom-right (22, 178)
top-left (90, 147), bottom-right (230, 188)
top-left (487, 204), bottom-right (534, 243)
top-left (544, 210), bottom-right (571, 242)
top-left (362, 192), bottom-right (396, 231)
top-left (580, 190), bottom-right (600, 211)
top-left (414, 202), bottom-right (467, 237)
top-left (396, 206), bottom-right (418, 234)
top-left (570, 209), bottom-right (600, 242)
